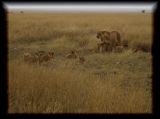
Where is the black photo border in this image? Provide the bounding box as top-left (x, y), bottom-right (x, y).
top-left (0, 0), bottom-right (159, 118)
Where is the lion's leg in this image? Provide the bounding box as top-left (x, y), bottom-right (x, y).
top-left (100, 45), bottom-right (103, 53)
top-left (97, 43), bottom-right (101, 53)
top-left (101, 44), bottom-right (105, 53)
top-left (104, 41), bottom-right (111, 52)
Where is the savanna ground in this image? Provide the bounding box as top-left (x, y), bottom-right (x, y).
top-left (8, 12), bottom-right (153, 113)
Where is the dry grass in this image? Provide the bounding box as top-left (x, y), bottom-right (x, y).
top-left (131, 41), bottom-right (152, 52)
top-left (8, 12), bottom-right (153, 113)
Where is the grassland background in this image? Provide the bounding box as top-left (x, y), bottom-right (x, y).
top-left (8, 12), bottom-right (152, 113)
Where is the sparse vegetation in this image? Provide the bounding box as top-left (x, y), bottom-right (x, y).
top-left (8, 12), bottom-right (153, 113)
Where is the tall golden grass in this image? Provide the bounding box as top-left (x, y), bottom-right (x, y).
top-left (8, 12), bottom-right (153, 113)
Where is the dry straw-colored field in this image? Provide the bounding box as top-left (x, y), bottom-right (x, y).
top-left (8, 12), bottom-right (153, 113)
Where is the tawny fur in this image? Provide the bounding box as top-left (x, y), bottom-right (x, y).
top-left (39, 52), bottom-right (54, 63)
top-left (23, 52), bottom-right (39, 64)
top-left (96, 30), bottom-right (121, 49)
top-left (78, 56), bottom-right (85, 64)
top-left (66, 50), bottom-right (77, 59)
top-left (97, 41), bottom-right (112, 53)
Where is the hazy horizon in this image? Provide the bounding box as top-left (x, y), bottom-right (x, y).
top-left (4, 2), bottom-right (156, 13)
